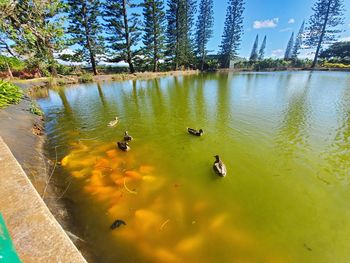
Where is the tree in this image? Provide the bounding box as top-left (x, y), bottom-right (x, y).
top-left (319, 41), bottom-right (350, 61)
top-left (218, 0), bottom-right (245, 68)
top-left (103, 0), bottom-right (141, 73)
top-left (142, 0), bottom-right (166, 72)
top-left (67, 0), bottom-right (104, 75)
top-left (165, 0), bottom-right (197, 70)
top-left (291, 21), bottom-right (305, 60)
top-left (284, 32), bottom-right (294, 60)
top-left (306, 0), bottom-right (345, 68)
top-left (249, 34), bottom-right (259, 62)
top-left (0, 0), bottom-right (66, 77)
top-left (258, 35), bottom-right (266, 60)
top-left (195, 0), bottom-right (214, 70)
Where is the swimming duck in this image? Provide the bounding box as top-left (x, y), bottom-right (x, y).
top-left (213, 155), bottom-right (227, 177)
top-left (188, 128), bottom-right (204, 136)
top-left (124, 131), bottom-right (133, 141)
top-left (117, 141), bottom-right (130, 152)
top-left (110, 219), bottom-right (126, 230)
top-left (108, 117), bottom-right (119, 127)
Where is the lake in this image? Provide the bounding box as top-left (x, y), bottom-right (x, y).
top-left (37, 71), bottom-right (350, 263)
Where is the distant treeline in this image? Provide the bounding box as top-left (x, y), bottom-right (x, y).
top-left (0, 0), bottom-right (346, 78)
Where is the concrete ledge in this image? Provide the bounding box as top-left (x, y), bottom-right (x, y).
top-left (0, 137), bottom-right (86, 263)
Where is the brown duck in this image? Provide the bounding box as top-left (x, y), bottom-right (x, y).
top-left (117, 141), bottom-right (130, 152)
top-left (213, 155), bottom-right (227, 177)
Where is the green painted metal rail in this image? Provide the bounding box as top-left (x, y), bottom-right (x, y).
top-left (0, 213), bottom-right (21, 262)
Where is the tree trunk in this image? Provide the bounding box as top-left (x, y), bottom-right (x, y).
top-left (312, 0), bottom-right (332, 68)
top-left (90, 52), bottom-right (98, 75)
top-left (128, 59), bottom-right (135, 73)
top-left (122, 0), bottom-right (135, 74)
top-left (82, 3), bottom-right (98, 75)
top-left (152, 2), bottom-right (158, 72)
top-left (6, 60), bottom-right (13, 79)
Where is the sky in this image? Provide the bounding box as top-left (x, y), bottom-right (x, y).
top-left (59, 0), bottom-right (350, 64)
top-left (206, 0), bottom-right (350, 59)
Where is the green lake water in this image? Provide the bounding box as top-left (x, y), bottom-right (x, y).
top-left (37, 71), bottom-right (350, 263)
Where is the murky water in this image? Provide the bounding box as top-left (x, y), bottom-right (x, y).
top-left (37, 71), bottom-right (350, 263)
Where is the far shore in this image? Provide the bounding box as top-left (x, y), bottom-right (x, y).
top-left (6, 67), bottom-right (350, 88)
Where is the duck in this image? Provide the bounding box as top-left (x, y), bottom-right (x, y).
top-left (124, 131), bottom-right (133, 142)
top-left (108, 117), bottom-right (119, 127)
top-left (188, 128), bottom-right (204, 136)
top-left (110, 219), bottom-right (126, 230)
top-left (117, 141), bottom-right (130, 152)
top-left (213, 155), bottom-right (227, 177)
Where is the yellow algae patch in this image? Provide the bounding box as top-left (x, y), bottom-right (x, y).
top-left (139, 165), bottom-right (154, 174)
top-left (71, 168), bottom-right (90, 178)
top-left (106, 149), bottom-right (118, 158)
top-left (142, 175), bottom-right (156, 182)
top-left (193, 201), bottom-right (208, 213)
top-left (125, 170), bottom-right (142, 179)
top-left (89, 171), bottom-right (106, 186)
top-left (134, 209), bottom-right (162, 232)
top-left (154, 248), bottom-right (179, 263)
top-left (61, 155), bottom-right (70, 166)
top-left (94, 158), bottom-right (111, 169)
top-left (176, 235), bottom-right (203, 253)
top-left (210, 214), bottom-right (228, 230)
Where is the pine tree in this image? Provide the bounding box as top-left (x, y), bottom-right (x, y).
top-left (258, 35), bottom-right (266, 60)
top-left (67, 0), bottom-right (104, 75)
top-left (306, 0), bottom-right (345, 68)
top-left (291, 21), bottom-right (305, 60)
top-left (218, 0), bottom-right (245, 68)
top-left (249, 34), bottom-right (259, 62)
top-left (142, 0), bottom-right (166, 72)
top-left (284, 32), bottom-right (294, 60)
top-left (165, 0), bottom-right (197, 70)
top-left (195, 0), bottom-right (214, 70)
top-left (103, 0), bottom-right (141, 73)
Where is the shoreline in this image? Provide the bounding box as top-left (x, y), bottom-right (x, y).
top-left (8, 67), bottom-right (350, 87)
top-left (0, 81), bottom-right (93, 261)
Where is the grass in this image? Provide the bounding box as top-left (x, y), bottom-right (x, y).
top-left (79, 73), bottom-right (94, 83)
top-left (0, 80), bottom-right (23, 108)
top-left (29, 101), bottom-right (44, 116)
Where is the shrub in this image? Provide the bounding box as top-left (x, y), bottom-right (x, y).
top-left (57, 64), bottom-right (74, 75)
top-left (0, 56), bottom-right (25, 72)
top-left (0, 80), bottom-right (23, 108)
top-left (29, 101), bottom-right (44, 116)
top-left (79, 73), bottom-right (94, 83)
top-left (322, 62), bottom-right (350, 69)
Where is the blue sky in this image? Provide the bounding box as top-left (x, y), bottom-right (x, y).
top-left (207, 0), bottom-right (350, 58)
top-left (61, 0), bottom-right (350, 63)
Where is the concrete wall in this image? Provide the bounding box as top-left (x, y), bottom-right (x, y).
top-left (0, 137), bottom-right (86, 263)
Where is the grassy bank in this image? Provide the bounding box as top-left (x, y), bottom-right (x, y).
top-left (11, 70), bottom-right (200, 88)
top-left (0, 80), bottom-right (23, 108)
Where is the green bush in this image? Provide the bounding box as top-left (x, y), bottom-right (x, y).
top-left (0, 55), bottom-right (25, 71)
top-left (29, 101), bottom-right (44, 116)
top-left (79, 73), bottom-right (94, 83)
top-left (322, 62), bottom-right (350, 68)
top-left (56, 64), bottom-right (74, 75)
top-left (0, 80), bottom-right (23, 108)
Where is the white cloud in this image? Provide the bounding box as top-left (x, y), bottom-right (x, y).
top-left (253, 18), bottom-right (279, 29)
top-left (279, 27), bottom-right (293, 32)
top-left (288, 18), bottom-right (295, 24)
top-left (339, 36), bottom-right (350, 42)
top-left (348, 23), bottom-right (350, 27)
top-left (271, 49), bottom-right (284, 58)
